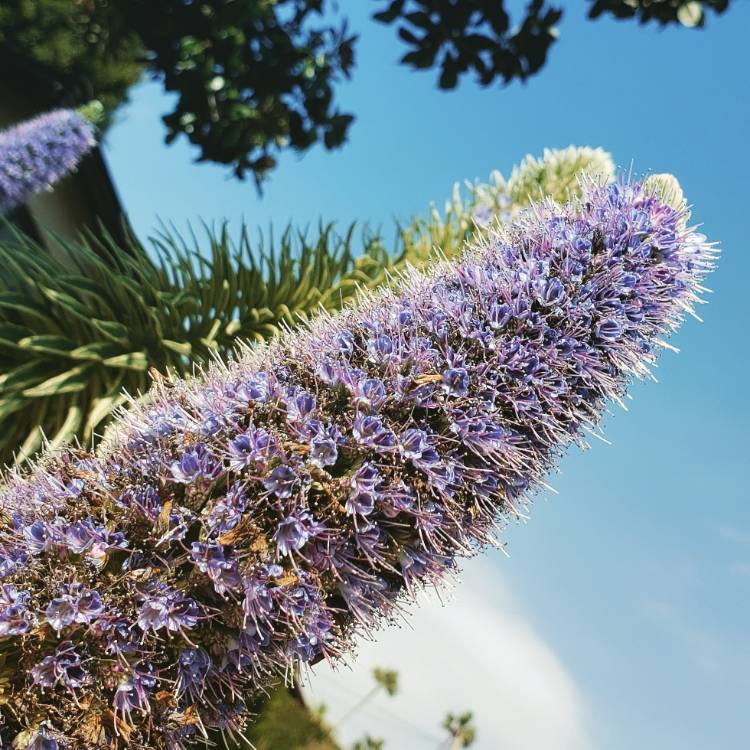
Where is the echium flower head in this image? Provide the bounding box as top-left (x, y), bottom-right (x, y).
top-left (0, 179), bottom-right (716, 750)
top-left (0, 108), bottom-right (96, 214)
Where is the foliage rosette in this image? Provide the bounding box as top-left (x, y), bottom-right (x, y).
top-left (0, 180), bottom-right (715, 750)
top-left (0, 109), bottom-right (96, 215)
top-left (0, 221), bottom-right (391, 465)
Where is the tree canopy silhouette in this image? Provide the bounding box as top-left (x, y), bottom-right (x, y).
top-left (0, 0), bottom-right (731, 186)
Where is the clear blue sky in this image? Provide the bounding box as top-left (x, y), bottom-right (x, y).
top-left (103, 4), bottom-right (750, 749)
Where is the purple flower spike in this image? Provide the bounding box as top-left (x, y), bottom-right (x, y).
top-left (0, 109), bottom-right (96, 214)
top-left (0, 180), bottom-right (716, 750)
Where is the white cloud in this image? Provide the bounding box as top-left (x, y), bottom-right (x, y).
top-left (718, 525), bottom-right (750, 545)
top-left (304, 557), bottom-right (591, 750)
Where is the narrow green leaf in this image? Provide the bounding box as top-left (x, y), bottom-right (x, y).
top-left (0, 361), bottom-right (56, 392)
top-left (102, 352), bottom-right (149, 371)
top-left (15, 425), bottom-right (44, 465)
top-left (69, 342), bottom-right (123, 361)
top-left (90, 319), bottom-right (131, 345)
top-left (0, 292), bottom-right (52, 325)
top-left (0, 323), bottom-right (35, 342)
top-left (84, 389), bottom-right (128, 443)
top-left (22, 365), bottom-right (96, 398)
top-left (17, 335), bottom-right (76, 356)
top-left (163, 340), bottom-right (192, 356)
top-left (39, 286), bottom-right (94, 319)
top-left (0, 396), bottom-right (27, 420)
top-left (50, 404), bottom-right (83, 449)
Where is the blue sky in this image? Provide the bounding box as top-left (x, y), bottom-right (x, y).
top-left (103, 3), bottom-right (750, 748)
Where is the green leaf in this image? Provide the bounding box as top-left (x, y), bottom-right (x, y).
top-left (102, 352), bottom-right (149, 371)
top-left (0, 361), bottom-right (56, 392)
top-left (0, 292), bottom-right (52, 325)
top-left (0, 323), bottom-right (34, 342)
top-left (14, 425), bottom-right (44, 465)
top-left (0, 396), bottom-right (27, 420)
top-left (22, 365), bottom-right (97, 398)
top-left (17, 335), bottom-right (76, 357)
top-left (50, 404), bottom-right (83, 449)
top-left (69, 342), bottom-right (124, 361)
top-left (163, 339), bottom-right (192, 356)
top-left (90, 319), bottom-right (131, 345)
top-left (83, 389), bottom-right (128, 443)
top-left (40, 286), bottom-right (95, 320)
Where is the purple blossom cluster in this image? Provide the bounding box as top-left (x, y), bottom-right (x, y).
top-left (0, 109), bottom-right (96, 215)
top-left (0, 181), bottom-right (715, 750)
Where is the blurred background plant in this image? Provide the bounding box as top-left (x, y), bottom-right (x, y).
top-left (0, 144), bottom-right (613, 466)
top-left (338, 668), bottom-right (400, 727)
top-left (398, 145), bottom-right (614, 267)
top-left (241, 684), bottom-right (339, 750)
top-left (440, 712), bottom-right (477, 750)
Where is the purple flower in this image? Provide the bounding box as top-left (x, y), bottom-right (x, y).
top-left (451, 414), bottom-right (508, 456)
top-left (45, 584), bottom-right (103, 633)
top-left (176, 647), bottom-right (212, 701)
top-left (227, 427), bottom-right (277, 471)
top-left (22, 520), bottom-right (58, 554)
top-left (263, 464), bottom-right (299, 498)
top-left (367, 333), bottom-right (394, 361)
top-left (234, 373), bottom-right (273, 404)
top-left (400, 428), bottom-right (431, 460)
top-left (62, 520), bottom-right (96, 553)
top-left (170, 443), bottom-right (221, 483)
top-left (539, 277), bottom-right (566, 307)
top-left (334, 331), bottom-right (355, 355)
top-left (442, 367), bottom-right (470, 397)
top-left (0, 584), bottom-right (36, 635)
top-left (350, 463), bottom-right (381, 493)
top-left (31, 641), bottom-right (86, 689)
top-left (351, 378), bottom-right (387, 410)
top-left (309, 432), bottom-right (338, 468)
top-left (242, 578), bottom-right (274, 623)
top-left (352, 413), bottom-right (397, 452)
top-left (204, 483), bottom-right (247, 537)
top-left (137, 586), bottom-right (200, 634)
top-left (114, 677), bottom-right (150, 720)
top-left (224, 624), bottom-right (271, 676)
top-left (24, 732), bottom-right (58, 750)
top-left (0, 108), bottom-right (96, 214)
top-left (286, 391), bottom-right (316, 422)
top-left (595, 318), bottom-right (624, 341)
top-left (190, 542), bottom-right (242, 594)
top-left (227, 434), bottom-right (255, 470)
top-left (274, 515), bottom-right (310, 556)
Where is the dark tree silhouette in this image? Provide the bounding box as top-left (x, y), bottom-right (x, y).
top-left (0, 0), bottom-right (733, 185)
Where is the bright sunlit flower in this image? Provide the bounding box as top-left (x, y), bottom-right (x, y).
top-left (0, 179), bottom-right (715, 750)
